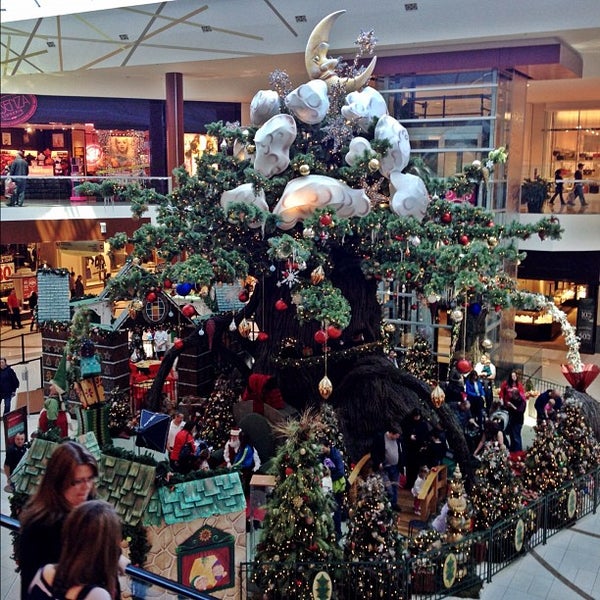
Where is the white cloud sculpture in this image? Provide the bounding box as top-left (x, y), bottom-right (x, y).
top-left (341, 87), bottom-right (388, 133)
top-left (285, 80), bottom-right (330, 125)
top-left (253, 114), bottom-right (297, 178)
top-left (389, 171), bottom-right (430, 219)
top-left (220, 183), bottom-right (269, 228)
top-left (374, 115), bottom-right (411, 177)
top-left (250, 90), bottom-right (281, 127)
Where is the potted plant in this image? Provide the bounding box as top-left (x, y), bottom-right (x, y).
top-left (521, 177), bottom-right (550, 213)
top-left (72, 181), bottom-right (102, 202)
top-left (100, 180), bottom-right (120, 203)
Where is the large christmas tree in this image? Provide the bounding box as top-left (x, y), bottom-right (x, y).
top-left (107, 10), bottom-right (562, 469)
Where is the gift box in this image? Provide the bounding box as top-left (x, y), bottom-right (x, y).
top-left (75, 376), bottom-right (105, 408)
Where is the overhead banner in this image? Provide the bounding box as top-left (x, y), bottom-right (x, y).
top-left (57, 241), bottom-right (105, 255)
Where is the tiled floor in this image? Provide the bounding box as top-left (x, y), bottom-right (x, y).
top-left (1, 326), bottom-right (599, 600)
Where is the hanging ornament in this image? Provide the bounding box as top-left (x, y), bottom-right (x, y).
top-left (303, 227), bottom-right (315, 239)
top-left (456, 358), bottom-right (472, 374)
top-left (450, 309), bottom-right (464, 323)
top-left (176, 282), bottom-right (193, 296)
top-left (173, 338), bottom-right (184, 350)
top-left (318, 375), bottom-right (333, 399)
top-left (256, 331), bottom-right (269, 342)
top-left (469, 302), bottom-right (482, 316)
top-left (310, 265), bottom-right (325, 284)
top-left (427, 294), bottom-right (440, 304)
top-left (482, 338), bottom-right (493, 349)
top-left (314, 329), bottom-right (328, 344)
top-left (441, 212), bottom-right (452, 223)
top-left (326, 325), bottom-right (342, 339)
top-left (431, 383), bottom-right (446, 408)
top-left (384, 322), bottom-right (396, 333)
top-left (459, 234), bottom-right (470, 246)
top-left (488, 236), bottom-right (499, 248)
top-left (299, 164), bottom-right (310, 176)
top-left (229, 318), bottom-right (237, 332)
top-left (319, 213), bottom-right (333, 227)
top-left (131, 299), bottom-right (143, 311)
top-left (368, 158), bottom-right (380, 172)
top-left (163, 278), bottom-right (172, 289)
top-left (238, 318), bottom-right (252, 338)
top-left (238, 290), bottom-right (249, 303)
top-left (246, 143), bottom-right (256, 154)
top-left (275, 299), bottom-right (288, 311)
top-left (146, 291), bottom-right (157, 303)
top-left (181, 303), bottom-right (197, 318)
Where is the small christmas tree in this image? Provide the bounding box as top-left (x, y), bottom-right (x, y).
top-left (252, 411), bottom-right (342, 599)
top-left (557, 401), bottom-right (600, 477)
top-left (402, 334), bottom-right (437, 383)
top-left (470, 444), bottom-right (524, 531)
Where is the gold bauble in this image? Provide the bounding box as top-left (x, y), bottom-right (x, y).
top-left (246, 144), bottom-right (255, 154)
top-left (488, 236), bottom-right (498, 248)
top-left (368, 158), bottom-right (380, 172)
top-left (238, 318), bottom-right (252, 338)
top-left (431, 384), bottom-right (446, 408)
top-left (131, 300), bottom-right (143, 311)
top-left (311, 265), bottom-right (325, 285)
top-left (384, 322), bottom-right (396, 333)
top-left (318, 375), bottom-right (333, 399)
top-left (299, 164), bottom-right (310, 176)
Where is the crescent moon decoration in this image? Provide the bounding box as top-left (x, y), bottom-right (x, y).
top-left (305, 10), bottom-right (377, 93)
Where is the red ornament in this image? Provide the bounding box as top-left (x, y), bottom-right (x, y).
top-left (487, 220), bottom-right (495, 227)
top-left (538, 231), bottom-right (546, 240)
top-left (285, 467), bottom-right (294, 476)
top-left (441, 212), bottom-right (452, 223)
top-left (238, 291), bottom-right (249, 303)
top-left (319, 214), bottom-right (333, 226)
top-left (456, 358), bottom-right (472, 374)
top-left (495, 305), bottom-right (502, 313)
top-left (406, 271), bottom-right (412, 279)
top-left (326, 325), bottom-right (342, 339)
top-left (163, 278), bottom-right (172, 289)
top-left (314, 329), bottom-right (328, 344)
top-left (181, 303), bottom-right (197, 318)
top-left (411, 303), bottom-right (418, 310)
top-left (459, 234), bottom-right (470, 246)
top-left (275, 299), bottom-right (288, 311)
top-left (146, 291), bottom-right (157, 303)
top-left (257, 332), bottom-right (269, 342)
top-left (173, 338), bottom-right (184, 350)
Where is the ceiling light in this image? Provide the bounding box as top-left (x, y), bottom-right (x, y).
top-left (119, 34), bottom-right (129, 40)
top-left (46, 41), bottom-right (56, 47)
top-left (405, 3), bottom-right (418, 10)
top-left (295, 15), bottom-right (307, 23)
top-left (201, 25), bottom-right (212, 32)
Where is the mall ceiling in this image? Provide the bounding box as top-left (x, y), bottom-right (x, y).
top-left (1, 0), bottom-right (599, 104)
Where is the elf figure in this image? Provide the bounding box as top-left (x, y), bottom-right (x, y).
top-left (39, 354), bottom-right (71, 437)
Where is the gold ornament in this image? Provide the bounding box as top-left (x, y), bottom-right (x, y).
top-left (318, 375), bottom-right (333, 399)
top-left (383, 322), bottom-right (396, 333)
top-left (368, 158), bottom-right (380, 172)
top-left (431, 384), bottom-right (446, 408)
top-left (299, 164), bottom-right (310, 176)
top-left (131, 300), bottom-right (143, 311)
top-left (238, 318), bottom-right (252, 338)
top-left (246, 143), bottom-right (255, 154)
top-left (303, 227), bottom-right (315, 239)
top-left (450, 309), bottom-right (464, 323)
top-left (311, 265), bottom-right (325, 284)
top-left (488, 236), bottom-right (498, 248)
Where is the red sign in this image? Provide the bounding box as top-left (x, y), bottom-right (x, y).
top-left (23, 276), bottom-right (38, 299)
top-left (1, 94), bottom-right (38, 127)
top-left (0, 258), bottom-right (15, 283)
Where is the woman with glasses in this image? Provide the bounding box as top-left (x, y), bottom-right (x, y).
top-left (17, 441), bottom-right (98, 599)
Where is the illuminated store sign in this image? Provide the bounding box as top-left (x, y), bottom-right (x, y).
top-left (1, 94), bottom-right (38, 127)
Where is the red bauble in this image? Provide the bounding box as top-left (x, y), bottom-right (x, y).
top-left (495, 305), bottom-right (502, 313)
top-left (314, 330), bottom-right (328, 344)
top-left (456, 358), bottom-right (472, 374)
top-left (487, 220), bottom-right (495, 227)
top-left (238, 291), bottom-right (249, 303)
top-left (326, 325), bottom-right (342, 339)
top-left (411, 303), bottom-right (418, 310)
top-left (275, 299), bottom-right (288, 311)
top-left (285, 467), bottom-right (294, 476)
top-left (181, 303), bottom-right (197, 318)
top-left (173, 338), bottom-right (184, 350)
top-left (406, 271), bottom-right (412, 279)
top-left (441, 212), bottom-right (452, 223)
top-left (319, 214), bottom-right (333, 226)
top-left (256, 332), bottom-right (269, 342)
top-left (163, 278), bottom-right (172, 289)
top-left (459, 234), bottom-right (470, 246)
top-left (146, 291), bottom-right (157, 303)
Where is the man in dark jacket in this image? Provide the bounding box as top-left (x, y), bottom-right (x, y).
top-left (371, 427), bottom-right (403, 510)
top-left (7, 150), bottom-right (29, 206)
top-left (0, 357), bottom-right (20, 415)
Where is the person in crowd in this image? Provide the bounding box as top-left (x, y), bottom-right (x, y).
top-left (319, 439), bottom-right (346, 540)
top-left (465, 370), bottom-right (486, 428)
top-left (499, 370), bottom-right (526, 408)
top-left (505, 388), bottom-right (526, 452)
top-left (7, 288), bottom-right (23, 329)
top-left (27, 500), bottom-right (125, 600)
top-left (4, 431), bottom-right (28, 492)
top-left (411, 465), bottom-right (430, 516)
top-left (534, 388), bottom-right (563, 425)
top-left (231, 430), bottom-right (256, 494)
top-left (153, 325), bottom-right (169, 359)
top-left (18, 441), bottom-right (98, 598)
top-left (28, 290), bottom-right (38, 332)
top-left (196, 441), bottom-right (211, 471)
top-left (428, 424), bottom-right (448, 466)
top-left (473, 414), bottom-right (508, 457)
top-left (371, 427), bottom-right (403, 510)
top-left (387, 350), bottom-right (399, 368)
top-left (444, 367), bottom-right (465, 405)
top-left (169, 420), bottom-right (197, 474)
top-left (431, 501), bottom-right (449, 533)
top-left (223, 428), bottom-right (241, 468)
top-left (7, 150), bottom-right (29, 207)
top-left (544, 398), bottom-right (557, 421)
top-left (166, 412), bottom-right (185, 454)
top-left (69, 270), bottom-right (76, 296)
top-left (474, 353), bottom-right (496, 413)
top-left (451, 398), bottom-right (480, 453)
top-left (1, 356), bottom-right (20, 416)
top-left (402, 408), bottom-right (431, 488)
top-left (73, 275), bottom-right (85, 298)
top-left (570, 162), bottom-right (588, 206)
top-left (549, 168), bottom-right (566, 206)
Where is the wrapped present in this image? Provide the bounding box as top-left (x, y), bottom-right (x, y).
top-left (75, 376), bottom-right (105, 408)
top-left (80, 354), bottom-right (102, 378)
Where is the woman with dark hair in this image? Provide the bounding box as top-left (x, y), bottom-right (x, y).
top-left (169, 420), bottom-right (197, 473)
top-left (465, 370), bottom-right (486, 428)
top-left (18, 441), bottom-right (98, 599)
top-left (27, 500), bottom-right (123, 600)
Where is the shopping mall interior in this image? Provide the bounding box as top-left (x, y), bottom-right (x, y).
top-left (1, 2), bottom-right (599, 600)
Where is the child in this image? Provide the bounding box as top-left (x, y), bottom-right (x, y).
top-left (544, 398), bottom-right (556, 421)
top-left (411, 465), bottom-right (430, 516)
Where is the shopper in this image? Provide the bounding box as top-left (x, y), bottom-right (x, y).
top-left (28, 290), bottom-right (38, 331)
top-left (570, 163), bottom-right (588, 206)
top-left (27, 500), bottom-right (124, 600)
top-left (7, 150), bottom-right (29, 207)
top-left (7, 289), bottom-right (23, 329)
top-left (17, 441), bottom-right (98, 598)
top-left (0, 356), bottom-right (20, 415)
top-left (549, 169), bottom-right (566, 205)
top-left (4, 431), bottom-right (28, 492)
